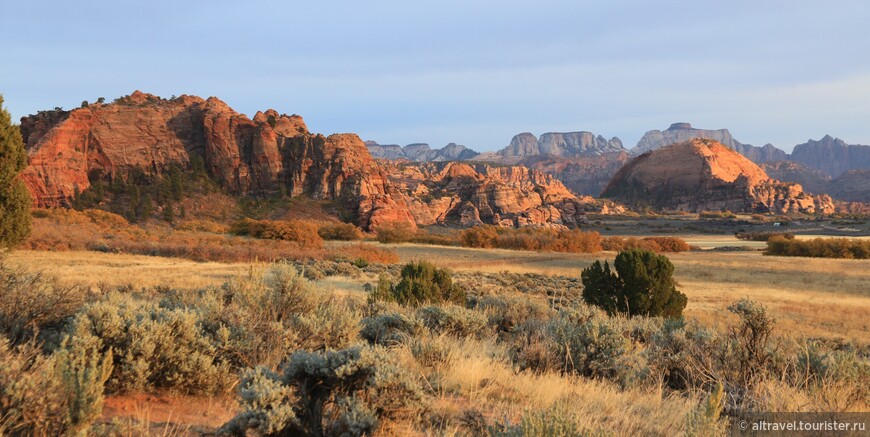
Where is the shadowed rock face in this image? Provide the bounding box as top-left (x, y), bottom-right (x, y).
top-left (826, 170), bottom-right (870, 203)
top-left (603, 139), bottom-right (834, 214)
top-left (790, 135), bottom-right (870, 178)
top-left (379, 161), bottom-right (623, 228)
top-left (20, 91), bottom-right (416, 230)
top-left (761, 161), bottom-right (832, 195)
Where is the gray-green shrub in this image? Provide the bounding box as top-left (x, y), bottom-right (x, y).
top-left (416, 305), bottom-right (489, 337)
top-left (220, 345), bottom-right (426, 436)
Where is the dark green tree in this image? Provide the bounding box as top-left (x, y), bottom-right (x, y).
top-left (581, 249), bottom-right (687, 318)
top-left (0, 95), bottom-right (31, 248)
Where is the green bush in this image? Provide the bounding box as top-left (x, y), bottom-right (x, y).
top-left (371, 261), bottom-right (466, 307)
top-left (220, 345), bottom-right (426, 436)
top-left (581, 249), bottom-right (687, 318)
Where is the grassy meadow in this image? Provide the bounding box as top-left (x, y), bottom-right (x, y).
top-left (3, 221), bottom-right (868, 435)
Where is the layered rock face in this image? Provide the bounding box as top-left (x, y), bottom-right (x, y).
top-left (633, 123), bottom-right (788, 164)
top-left (365, 141), bottom-right (479, 161)
top-left (790, 135), bottom-right (870, 177)
top-left (603, 139), bottom-right (834, 214)
top-left (380, 161), bottom-right (621, 228)
top-left (494, 131), bottom-right (624, 162)
top-left (20, 91), bottom-right (416, 230)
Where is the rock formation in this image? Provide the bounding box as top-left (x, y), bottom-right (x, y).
top-left (492, 131), bottom-right (624, 162)
top-left (380, 161), bottom-right (622, 228)
top-left (633, 123), bottom-right (788, 164)
top-left (365, 141), bottom-right (479, 161)
top-left (790, 135), bottom-right (870, 178)
top-left (761, 161), bottom-right (831, 195)
top-left (20, 91), bottom-right (416, 230)
top-left (602, 139), bottom-right (834, 214)
top-left (520, 152), bottom-right (631, 196)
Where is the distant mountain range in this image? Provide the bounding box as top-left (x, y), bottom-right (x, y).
top-left (366, 123), bottom-right (870, 201)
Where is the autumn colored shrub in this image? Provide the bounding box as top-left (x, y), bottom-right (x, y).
top-left (318, 221), bottom-right (364, 241)
top-left (735, 231), bottom-right (794, 242)
top-left (602, 236), bottom-right (689, 253)
top-left (459, 226), bottom-right (603, 253)
top-left (459, 226), bottom-right (499, 248)
top-left (375, 222), bottom-right (418, 244)
top-left (232, 218), bottom-right (324, 249)
top-left (332, 243), bottom-right (400, 264)
top-left (175, 219), bottom-right (229, 233)
top-left (765, 236), bottom-right (870, 259)
top-left (581, 249), bottom-right (687, 318)
top-left (643, 237), bottom-right (691, 252)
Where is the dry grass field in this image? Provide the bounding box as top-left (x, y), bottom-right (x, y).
top-left (8, 235), bottom-right (869, 344)
top-left (380, 242), bottom-right (870, 344)
top-left (4, 234), bottom-right (868, 435)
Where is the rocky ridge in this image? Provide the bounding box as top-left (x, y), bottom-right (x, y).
top-left (21, 92), bottom-right (610, 229)
top-left (365, 141), bottom-right (479, 162)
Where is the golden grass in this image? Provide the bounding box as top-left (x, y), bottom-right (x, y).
top-left (404, 335), bottom-right (696, 435)
top-left (378, 243), bottom-right (870, 344)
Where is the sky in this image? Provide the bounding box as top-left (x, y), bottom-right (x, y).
top-left (2, 1), bottom-right (869, 153)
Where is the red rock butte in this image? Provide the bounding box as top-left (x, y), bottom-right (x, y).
top-left (601, 138), bottom-right (835, 214)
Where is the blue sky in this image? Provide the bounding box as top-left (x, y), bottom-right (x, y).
top-left (3, 1), bottom-right (869, 152)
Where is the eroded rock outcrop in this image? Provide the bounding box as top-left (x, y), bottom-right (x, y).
top-left (20, 91), bottom-right (416, 230)
top-left (380, 161), bottom-right (622, 228)
top-left (603, 139), bottom-right (834, 214)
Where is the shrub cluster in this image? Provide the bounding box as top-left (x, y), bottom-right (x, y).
top-left (230, 218), bottom-right (324, 249)
top-left (765, 236), bottom-right (870, 259)
top-left (601, 236), bottom-right (690, 253)
top-left (460, 226), bottom-right (603, 253)
top-left (735, 231), bottom-right (794, 241)
top-left (25, 209), bottom-right (399, 264)
top-left (318, 221), bottom-right (364, 241)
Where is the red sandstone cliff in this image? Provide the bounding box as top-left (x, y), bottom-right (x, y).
top-left (20, 91), bottom-right (415, 230)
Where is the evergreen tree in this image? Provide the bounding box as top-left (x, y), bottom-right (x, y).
top-left (581, 249), bottom-right (687, 318)
top-left (0, 95), bottom-right (31, 248)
